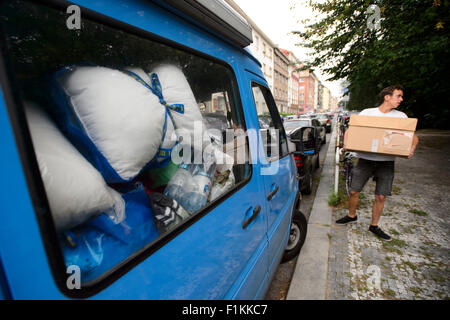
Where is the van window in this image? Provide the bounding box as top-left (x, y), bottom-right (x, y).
top-left (0, 0), bottom-right (249, 288)
top-left (251, 83), bottom-right (288, 160)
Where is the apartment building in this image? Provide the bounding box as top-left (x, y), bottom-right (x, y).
top-left (273, 47), bottom-right (289, 113)
top-left (225, 0), bottom-right (275, 91)
top-left (330, 96), bottom-right (339, 111)
top-left (322, 86), bottom-right (330, 111)
top-left (298, 69), bottom-right (317, 114)
top-left (280, 49), bottom-right (302, 114)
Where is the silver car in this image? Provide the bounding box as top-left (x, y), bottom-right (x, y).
top-left (283, 118), bottom-right (326, 147)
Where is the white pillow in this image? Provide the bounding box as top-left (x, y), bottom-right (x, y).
top-left (24, 102), bottom-right (125, 232)
top-left (57, 66), bottom-right (166, 180)
top-left (124, 67), bottom-right (177, 162)
top-left (150, 64), bottom-right (211, 152)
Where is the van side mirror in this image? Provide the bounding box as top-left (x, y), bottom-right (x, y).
top-left (290, 126), bottom-right (316, 154)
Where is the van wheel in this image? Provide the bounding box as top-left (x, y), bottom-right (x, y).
top-left (315, 154), bottom-right (320, 169)
top-left (282, 210), bottom-right (307, 263)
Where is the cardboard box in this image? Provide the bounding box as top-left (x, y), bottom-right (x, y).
top-left (346, 115), bottom-right (417, 157)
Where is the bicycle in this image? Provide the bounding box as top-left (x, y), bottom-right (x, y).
top-left (341, 150), bottom-right (358, 196)
top-left (336, 115), bottom-right (349, 149)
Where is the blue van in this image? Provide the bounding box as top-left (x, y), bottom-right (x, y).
top-left (0, 0), bottom-right (310, 299)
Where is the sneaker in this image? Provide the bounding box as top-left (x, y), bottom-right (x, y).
top-left (336, 215), bottom-right (357, 224)
top-left (369, 225), bottom-right (392, 241)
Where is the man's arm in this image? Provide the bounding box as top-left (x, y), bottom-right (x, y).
top-left (408, 134), bottom-right (419, 159)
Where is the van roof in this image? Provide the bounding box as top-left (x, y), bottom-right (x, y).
top-left (162, 0), bottom-right (253, 47)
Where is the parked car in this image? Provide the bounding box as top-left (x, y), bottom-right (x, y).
top-left (0, 0), bottom-right (312, 300)
top-left (316, 113), bottom-right (332, 133)
top-left (284, 118), bottom-right (326, 146)
top-left (203, 112), bottom-right (229, 143)
top-left (284, 125), bottom-right (320, 195)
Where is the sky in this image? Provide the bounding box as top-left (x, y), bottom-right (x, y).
top-left (232, 0), bottom-right (343, 98)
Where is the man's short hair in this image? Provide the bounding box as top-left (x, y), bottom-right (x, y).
top-left (379, 85), bottom-right (404, 104)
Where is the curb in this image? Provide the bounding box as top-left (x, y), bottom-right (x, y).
top-left (286, 123), bottom-right (337, 300)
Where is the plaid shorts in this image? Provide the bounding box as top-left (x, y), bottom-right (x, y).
top-left (350, 158), bottom-right (395, 196)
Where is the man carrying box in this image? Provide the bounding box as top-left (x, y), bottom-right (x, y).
top-left (336, 85), bottom-right (419, 241)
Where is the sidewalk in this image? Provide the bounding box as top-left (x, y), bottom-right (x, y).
top-left (287, 127), bottom-right (450, 300)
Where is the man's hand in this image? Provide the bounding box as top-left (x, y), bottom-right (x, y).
top-left (408, 134), bottom-right (419, 159)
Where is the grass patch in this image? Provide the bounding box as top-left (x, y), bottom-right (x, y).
top-left (410, 287), bottom-right (422, 295)
top-left (431, 275), bottom-right (446, 283)
top-left (391, 185), bottom-right (402, 195)
top-left (409, 209), bottom-right (428, 217)
top-left (404, 261), bottom-right (417, 271)
top-left (383, 288), bottom-right (396, 299)
top-left (383, 246), bottom-right (403, 255)
top-left (328, 188), bottom-right (347, 207)
top-left (389, 238), bottom-right (408, 248)
top-left (389, 229), bottom-right (400, 236)
top-left (402, 225), bottom-right (416, 234)
top-left (315, 174), bottom-right (324, 183)
top-left (382, 238), bottom-right (408, 254)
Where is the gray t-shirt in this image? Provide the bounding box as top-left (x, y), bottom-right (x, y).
top-left (355, 107), bottom-right (408, 161)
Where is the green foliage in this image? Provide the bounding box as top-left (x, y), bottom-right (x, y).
top-left (328, 185), bottom-right (348, 206)
top-left (293, 0), bottom-right (450, 129)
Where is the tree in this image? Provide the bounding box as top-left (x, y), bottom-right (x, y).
top-left (293, 0), bottom-right (450, 128)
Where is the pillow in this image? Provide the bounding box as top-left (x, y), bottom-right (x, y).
top-left (24, 102), bottom-right (125, 232)
top-left (124, 67), bottom-right (177, 164)
top-left (149, 64), bottom-right (211, 154)
top-left (51, 65), bottom-right (166, 182)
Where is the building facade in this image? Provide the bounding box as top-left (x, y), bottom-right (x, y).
top-left (273, 47), bottom-right (289, 113)
top-left (225, 0), bottom-right (275, 91)
top-left (298, 69), bottom-right (316, 114)
top-left (322, 86), bottom-right (330, 111)
top-left (280, 49), bottom-right (303, 114)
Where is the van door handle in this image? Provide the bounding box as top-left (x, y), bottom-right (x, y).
top-left (267, 185), bottom-right (279, 201)
top-left (242, 205), bottom-right (261, 229)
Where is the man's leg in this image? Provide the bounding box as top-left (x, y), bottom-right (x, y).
top-left (348, 190), bottom-right (360, 218)
top-left (336, 159), bottom-right (372, 224)
top-left (371, 194), bottom-right (386, 226)
top-left (368, 161), bottom-right (394, 241)
top-left (369, 193), bottom-right (391, 241)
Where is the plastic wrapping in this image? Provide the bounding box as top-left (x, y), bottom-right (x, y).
top-left (210, 169), bottom-right (235, 202)
top-left (61, 184), bottom-right (158, 283)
